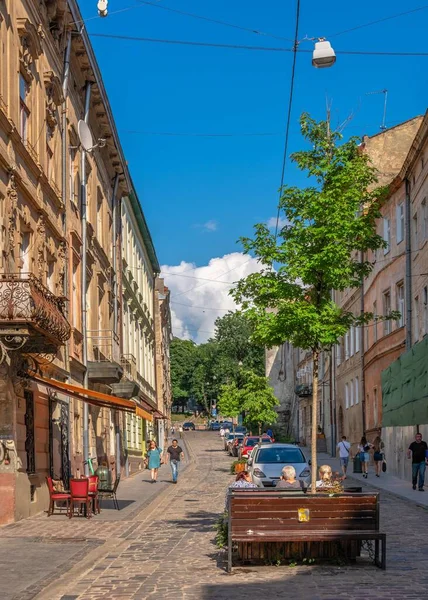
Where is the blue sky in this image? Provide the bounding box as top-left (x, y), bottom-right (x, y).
top-left (79, 1), bottom-right (428, 339)
top-left (80, 0), bottom-right (427, 266)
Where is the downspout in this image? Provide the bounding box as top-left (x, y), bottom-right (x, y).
top-left (111, 173), bottom-right (121, 477)
top-left (405, 178), bottom-right (412, 350)
top-left (61, 31), bottom-right (72, 479)
top-left (360, 251), bottom-right (367, 435)
top-left (81, 81), bottom-right (92, 476)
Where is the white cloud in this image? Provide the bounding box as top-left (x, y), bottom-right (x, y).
top-left (161, 252), bottom-right (262, 343)
top-left (266, 216), bottom-right (289, 230)
top-left (193, 220), bottom-right (218, 232)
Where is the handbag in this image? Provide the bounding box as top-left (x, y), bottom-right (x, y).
top-left (382, 459), bottom-right (387, 472)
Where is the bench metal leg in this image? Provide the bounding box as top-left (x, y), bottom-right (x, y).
top-left (381, 534), bottom-right (386, 570)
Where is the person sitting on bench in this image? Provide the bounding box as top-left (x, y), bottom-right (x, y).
top-left (276, 465), bottom-right (306, 490)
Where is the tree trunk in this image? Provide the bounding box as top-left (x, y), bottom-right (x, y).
top-left (258, 422), bottom-right (262, 436)
top-left (311, 351), bottom-right (320, 494)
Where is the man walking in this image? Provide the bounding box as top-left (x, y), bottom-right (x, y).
top-left (407, 432), bottom-right (428, 491)
top-left (166, 439), bottom-right (184, 484)
top-left (337, 435), bottom-right (351, 478)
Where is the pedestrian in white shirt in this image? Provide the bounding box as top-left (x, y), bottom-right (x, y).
top-left (337, 435), bottom-right (351, 478)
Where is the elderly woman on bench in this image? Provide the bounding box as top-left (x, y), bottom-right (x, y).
top-left (276, 465), bottom-right (306, 490)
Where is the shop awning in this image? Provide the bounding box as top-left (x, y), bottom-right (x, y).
top-left (30, 374), bottom-right (138, 414)
top-left (136, 406), bottom-right (153, 422)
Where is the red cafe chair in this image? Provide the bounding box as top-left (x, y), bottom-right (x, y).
top-left (46, 477), bottom-right (70, 516)
top-left (69, 478), bottom-right (91, 519)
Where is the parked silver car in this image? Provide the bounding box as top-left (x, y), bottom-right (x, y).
top-left (247, 443), bottom-right (311, 488)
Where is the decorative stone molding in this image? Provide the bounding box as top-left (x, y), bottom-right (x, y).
top-left (17, 18), bottom-right (42, 81)
top-left (36, 215), bottom-right (46, 278)
top-left (6, 168), bottom-right (18, 259)
top-left (44, 71), bottom-right (64, 129)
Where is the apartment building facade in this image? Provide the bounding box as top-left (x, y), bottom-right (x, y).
top-left (121, 192), bottom-right (160, 474)
top-left (0, 0), bottom-right (167, 524)
top-left (154, 278), bottom-right (173, 447)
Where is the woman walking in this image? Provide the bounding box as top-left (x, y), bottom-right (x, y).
top-left (358, 435), bottom-right (372, 478)
top-left (146, 440), bottom-right (163, 483)
top-left (373, 431), bottom-right (385, 477)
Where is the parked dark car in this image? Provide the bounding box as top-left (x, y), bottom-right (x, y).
top-left (210, 421), bottom-right (220, 431)
top-left (183, 422), bottom-right (195, 431)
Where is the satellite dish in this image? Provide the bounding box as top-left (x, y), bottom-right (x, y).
top-left (78, 120), bottom-right (94, 152)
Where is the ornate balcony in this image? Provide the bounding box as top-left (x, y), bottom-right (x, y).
top-left (0, 273), bottom-right (71, 362)
top-left (295, 384), bottom-right (313, 398)
top-left (87, 329), bottom-right (123, 384)
top-left (110, 354), bottom-right (140, 399)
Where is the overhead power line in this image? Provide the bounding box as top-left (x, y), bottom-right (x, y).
top-left (330, 5), bottom-right (428, 38)
top-left (137, 0), bottom-right (293, 42)
top-left (88, 33), bottom-right (428, 56)
top-left (123, 130), bottom-right (282, 137)
top-left (274, 0), bottom-right (300, 239)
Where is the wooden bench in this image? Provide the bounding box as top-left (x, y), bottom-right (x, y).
top-left (227, 490), bottom-right (386, 572)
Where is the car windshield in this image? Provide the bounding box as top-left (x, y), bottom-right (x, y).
top-left (246, 438), bottom-right (271, 447)
top-left (256, 447), bottom-right (305, 464)
top-left (229, 434), bottom-right (244, 440)
top-left (183, 423), bottom-right (193, 427)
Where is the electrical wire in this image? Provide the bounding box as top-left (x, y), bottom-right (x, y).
top-left (136, 0), bottom-right (294, 42)
top-left (172, 257), bottom-right (255, 298)
top-left (88, 32), bottom-right (428, 56)
top-left (171, 301), bottom-right (233, 311)
top-left (161, 271), bottom-right (234, 284)
top-left (329, 5), bottom-right (428, 38)
top-left (274, 0), bottom-right (300, 239)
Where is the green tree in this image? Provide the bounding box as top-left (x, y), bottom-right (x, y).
top-left (170, 338), bottom-right (197, 412)
top-left (214, 311), bottom-right (264, 375)
top-left (218, 371), bottom-right (279, 434)
top-left (232, 114), bottom-right (399, 491)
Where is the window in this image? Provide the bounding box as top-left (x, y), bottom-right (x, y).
top-left (355, 326), bottom-right (360, 353)
top-left (424, 286), bottom-right (428, 336)
top-left (396, 282), bottom-right (405, 328)
top-left (47, 260), bottom-right (55, 293)
top-left (345, 331), bottom-right (350, 360)
top-left (414, 296), bottom-right (420, 342)
top-left (336, 341), bottom-right (342, 366)
top-left (383, 217), bottom-right (390, 254)
top-left (20, 230), bottom-right (31, 273)
top-left (373, 301), bottom-right (378, 343)
top-left (423, 199), bottom-right (428, 241)
top-left (396, 203), bottom-right (404, 244)
top-left (373, 388), bottom-right (378, 427)
top-left (96, 191), bottom-right (103, 243)
top-left (355, 377), bottom-right (359, 405)
top-left (72, 259), bottom-right (79, 329)
top-left (19, 75), bottom-right (30, 143)
top-left (69, 146), bottom-right (78, 204)
top-left (350, 326), bottom-right (355, 357)
top-left (345, 383), bottom-right (349, 409)
top-left (350, 379), bottom-right (354, 407)
top-left (383, 291), bottom-right (391, 335)
top-left (413, 213), bottom-right (418, 252)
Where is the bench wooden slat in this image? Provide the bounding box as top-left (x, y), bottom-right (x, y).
top-left (230, 497), bottom-right (377, 507)
top-left (231, 509), bottom-right (376, 519)
top-left (232, 521), bottom-right (377, 531)
top-left (232, 531), bottom-right (385, 542)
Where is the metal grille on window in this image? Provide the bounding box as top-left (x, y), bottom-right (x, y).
top-left (24, 390), bottom-right (35, 474)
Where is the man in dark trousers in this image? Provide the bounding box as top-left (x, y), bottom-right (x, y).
top-left (407, 432), bottom-right (428, 491)
top-left (166, 439), bottom-right (184, 484)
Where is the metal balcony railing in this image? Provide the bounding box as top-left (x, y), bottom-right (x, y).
top-left (0, 273), bottom-right (71, 345)
top-left (121, 353), bottom-right (137, 381)
top-left (87, 329), bottom-right (120, 363)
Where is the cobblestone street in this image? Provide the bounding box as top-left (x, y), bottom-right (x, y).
top-left (2, 431), bottom-right (428, 600)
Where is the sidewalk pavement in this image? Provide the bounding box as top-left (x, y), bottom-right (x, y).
top-left (315, 450), bottom-right (428, 508)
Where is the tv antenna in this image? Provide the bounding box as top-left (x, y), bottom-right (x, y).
top-left (77, 120), bottom-right (106, 152)
top-left (366, 89), bottom-right (388, 131)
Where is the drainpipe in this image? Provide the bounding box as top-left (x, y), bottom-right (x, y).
top-left (81, 81), bottom-right (92, 476)
top-left (61, 31), bottom-right (72, 477)
top-left (360, 251), bottom-right (367, 435)
top-left (405, 178), bottom-right (412, 350)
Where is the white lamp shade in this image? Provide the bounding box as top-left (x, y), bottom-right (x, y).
top-left (312, 40), bottom-right (336, 69)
